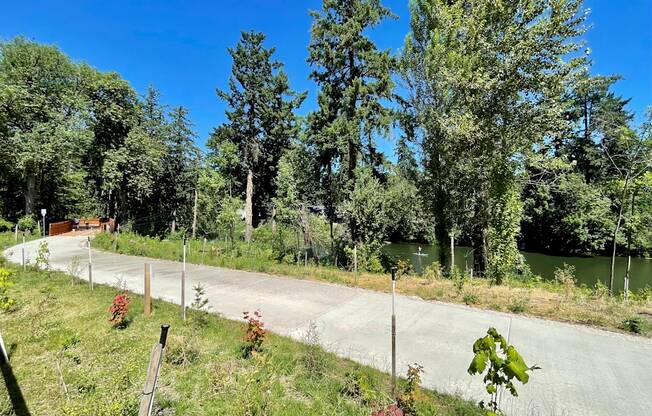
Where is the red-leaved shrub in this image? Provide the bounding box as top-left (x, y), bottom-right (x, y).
top-left (372, 404), bottom-right (403, 416)
top-left (108, 292), bottom-right (130, 328)
top-left (242, 310), bottom-right (266, 357)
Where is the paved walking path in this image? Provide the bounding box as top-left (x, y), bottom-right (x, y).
top-left (4, 236), bottom-right (652, 415)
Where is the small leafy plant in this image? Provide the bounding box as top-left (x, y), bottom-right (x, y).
top-left (468, 327), bottom-right (540, 415)
top-left (242, 310), bottom-right (266, 357)
top-left (372, 404), bottom-right (404, 416)
top-left (0, 268), bottom-right (16, 312)
top-left (35, 241), bottom-right (50, 271)
top-left (397, 363), bottom-right (424, 416)
top-left (190, 283), bottom-right (211, 327)
top-left (108, 292), bottom-right (130, 328)
top-left (622, 316), bottom-right (647, 334)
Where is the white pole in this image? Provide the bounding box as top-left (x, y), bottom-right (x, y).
top-left (42, 212), bottom-right (46, 237)
top-left (391, 266), bottom-right (397, 397)
top-left (181, 237), bottom-right (187, 320)
top-left (22, 233), bottom-right (25, 270)
top-left (14, 224), bottom-right (18, 241)
top-left (87, 236), bottom-right (93, 290)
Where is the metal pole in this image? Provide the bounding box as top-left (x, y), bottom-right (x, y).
top-left (353, 244), bottom-right (358, 285)
top-left (201, 237), bottom-right (207, 265)
top-left (42, 212), bottom-right (46, 237)
top-left (14, 224), bottom-right (18, 242)
top-left (391, 266), bottom-right (397, 397)
top-left (21, 233), bottom-right (25, 270)
top-left (181, 237), bottom-right (186, 320)
top-left (87, 236), bottom-right (93, 290)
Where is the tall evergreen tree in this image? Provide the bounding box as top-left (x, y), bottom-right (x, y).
top-left (307, 0), bottom-right (395, 243)
top-left (216, 31), bottom-right (304, 242)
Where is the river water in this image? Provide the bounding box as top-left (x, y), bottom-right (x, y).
top-left (383, 242), bottom-right (652, 291)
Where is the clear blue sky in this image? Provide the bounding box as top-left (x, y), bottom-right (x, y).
top-left (2, 0), bottom-right (650, 156)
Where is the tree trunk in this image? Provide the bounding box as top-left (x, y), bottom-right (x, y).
top-left (271, 205), bottom-right (277, 235)
top-left (609, 177), bottom-right (629, 295)
top-left (25, 172), bottom-right (37, 216)
top-left (472, 223), bottom-right (487, 278)
top-left (171, 209), bottom-right (177, 234)
top-left (624, 189), bottom-right (636, 299)
top-left (191, 186), bottom-right (198, 240)
top-left (450, 232), bottom-right (455, 275)
top-left (244, 169), bottom-right (254, 242)
top-left (300, 203), bottom-right (311, 247)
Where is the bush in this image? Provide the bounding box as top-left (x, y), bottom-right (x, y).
top-left (242, 310), bottom-right (266, 358)
top-left (463, 293), bottom-right (479, 305)
top-left (165, 336), bottom-right (200, 366)
top-left (18, 215), bottom-right (37, 232)
top-left (0, 268), bottom-right (16, 312)
top-left (108, 292), bottom-right (130, 328)
top-left (372, 404), bottom-right (404, 416)
top-left (397, 363), bottom-right (424, 416)
top-left (341, 370), bottom-right (378, 404)
top-left (422, 261), bottom-right (443, 281)
top-left (0, 218), bottom-right (14, 232)
top-left (35, 241), bottom-right (50, 270)
top-left (622, 316), bottom-right (647, 334)
top-left (467, 327), bottom-right (539, 414)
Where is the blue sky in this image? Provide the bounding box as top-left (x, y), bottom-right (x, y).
top-left (2, 0), bottom-right (650, 156)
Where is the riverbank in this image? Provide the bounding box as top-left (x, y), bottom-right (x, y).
top-left (92, 232), bottom-right (652, 337)
top-left (0, 251), bottom-right (480, 414)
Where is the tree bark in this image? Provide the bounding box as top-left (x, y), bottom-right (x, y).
top-left (300, 203), bottom-right (311, 247)
top-left (609, 176), bottom-right (629, 295)
top-left (191, 186), bottom-right (198, 240)
top-left (171, 209), bottom-right (177, 234)
top-left (624, 189), bottom-right (636, 298)
top-left (472, 223), bottom-right (487, 278)
top-left (244, 168), bottom-right (254, 242)
top-left (25, 172), bottom-right (37, 216)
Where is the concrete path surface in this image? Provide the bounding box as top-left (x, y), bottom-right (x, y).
top-left (4, 236), bottom-right (652, 416)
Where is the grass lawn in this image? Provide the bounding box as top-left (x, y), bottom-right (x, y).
top-left (92, 232), bottom-right (652, 337)
top-left (0, 250), bottom-right (481, 415)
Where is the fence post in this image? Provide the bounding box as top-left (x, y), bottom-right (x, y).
top-left (181, 237), bottom-right (187, 320)
top-left (391, 266), bottom-right (397, 398)
top-left (21, 233), bottom-right (25, 270)
top-left (201, 237), bottom-right (207, 265)
top-left (138, 324), bottom-right (170, 416)
top-left (144, 263), bottom-right (152, 317)
top-left (353, 244), bottom-right (358, 285)
top-left (87, 236), bottom-right (93, 290)
top-left (14, 224), bottom-right (18, 242)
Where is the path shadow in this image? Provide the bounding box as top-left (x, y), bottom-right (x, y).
top-left (1, 351), bottom-right (31, 416)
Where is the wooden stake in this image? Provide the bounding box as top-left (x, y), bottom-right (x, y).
top-left (138, 324), bottom-right (170, 416)
top-left (144, 263), bottom-right (152, 317)
top-left (353, 244), bottom-right (358, 285)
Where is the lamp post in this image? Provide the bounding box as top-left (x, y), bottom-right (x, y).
top-left (391, 266), bottom-right (397, 397)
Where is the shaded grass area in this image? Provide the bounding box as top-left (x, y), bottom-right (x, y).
top-left (93, 232), bottom-right (652, 337)
top-left (0, 258), bottom-right (481, 415)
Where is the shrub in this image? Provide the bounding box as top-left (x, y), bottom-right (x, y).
top-left (17, 215), bottom-right (37, 232)
top-left (397, 363), bottom-right (424, 416)
top-left (108, 292), bottom-right (130, 328)
top-left (468, 327), bottom-right (540, 414)
top-left (0, 218), bottom-right (14, 232)
top-left (422, 261), bottom-right (443, 281)
top-left (35, 241), bottom-right (50, 270)
top-left (622, 316), bottom-right (647, 334)
top-left (0, 268), bottom-right (16, 312)
top-left (341, 370), bottom-right (378, 404)
top-left (190, 284), bottom-right (211, 327)
top-left (395, 259), bottom-right (413, 279)
top-left (242, 310), bottom-right (266, 357)
top-left (463, 293), bottom-right (479, 305)
top-left (165, 336), bottom-right (200, 365)
top-left (301, 321), bottom-right (327, 378)
top-left (372, 404), bottom-right (404, 416)
top-left (554, 263), bottom-right (576, 297)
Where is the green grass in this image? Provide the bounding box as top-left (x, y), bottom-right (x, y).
top-left (0, 257), bottom-right (481, 415)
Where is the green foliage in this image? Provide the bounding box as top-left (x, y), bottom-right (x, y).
top-left (468, 328), bottom-right (540, 415)
top-left (397, 363), bottom-right (424, 416)
top-left (0, 218), bottom-right (13, 232)
top-left (35, 240), bottom-right (50, 270)
top-left (621, 316), bottom-right (648, 335)
top-left (0, 268), bottom-right (16, 312)
top-left (17, 215), bottom-right (37, 232)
